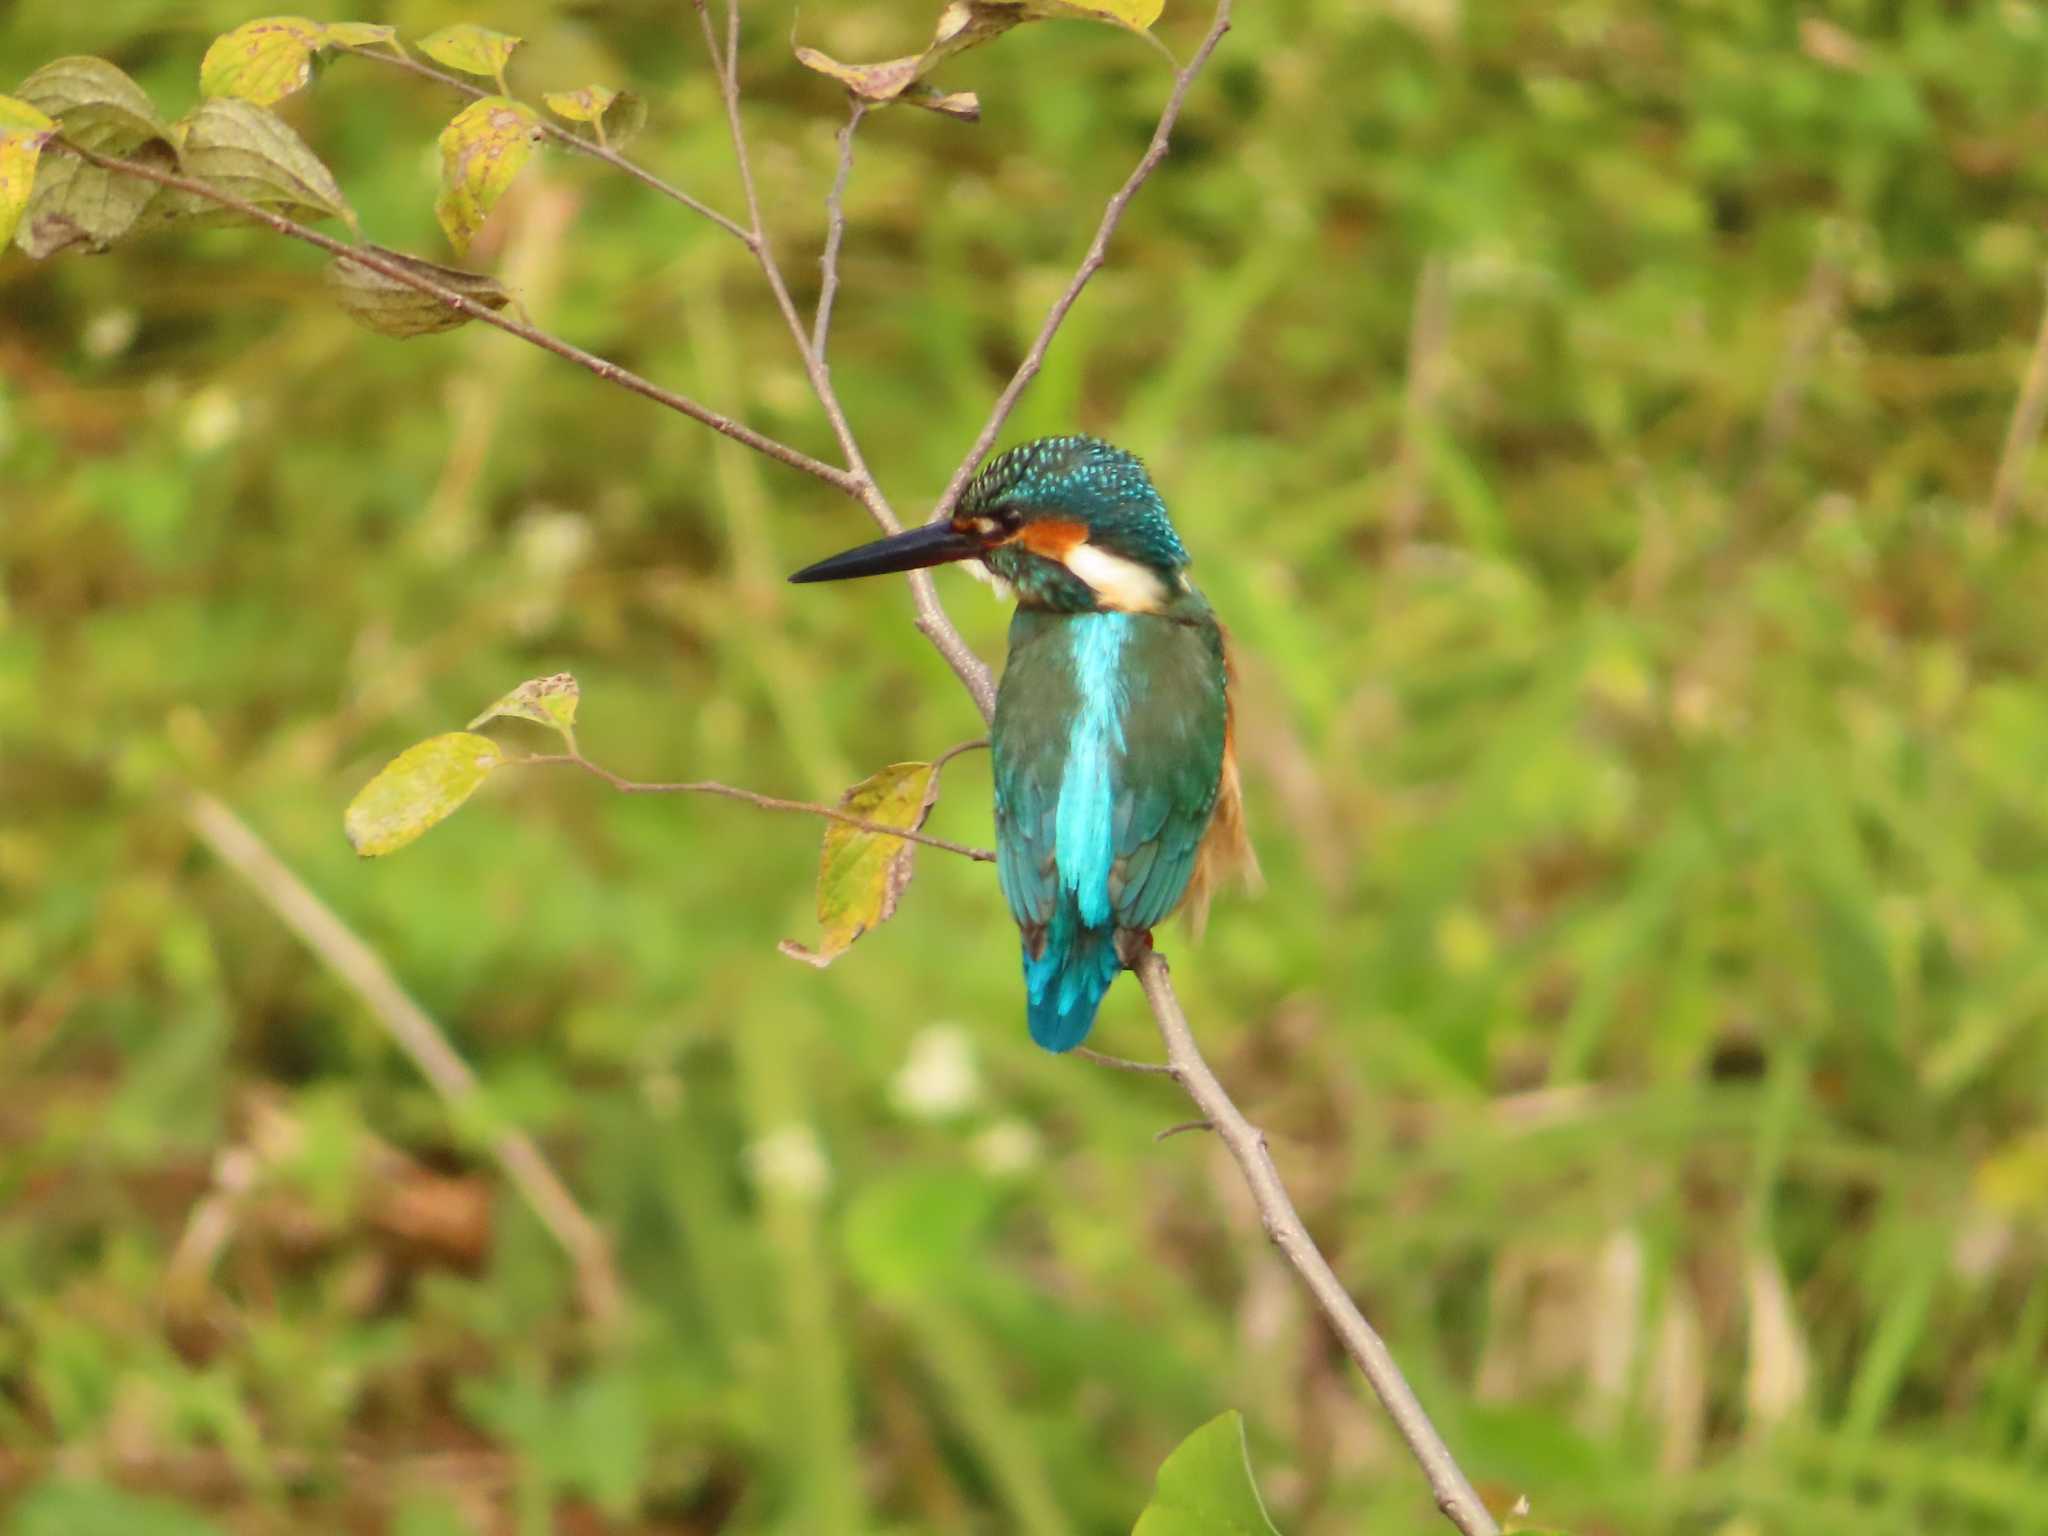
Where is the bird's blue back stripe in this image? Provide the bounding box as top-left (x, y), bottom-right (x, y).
top-left (1054, 613), bottom-right (1130, 928)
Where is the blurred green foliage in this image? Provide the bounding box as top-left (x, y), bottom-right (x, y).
top-left (6, 0), bottom-right (2048, 1533)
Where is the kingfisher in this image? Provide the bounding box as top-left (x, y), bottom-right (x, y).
top-left (789, 436), bottom-right (1256, 1051)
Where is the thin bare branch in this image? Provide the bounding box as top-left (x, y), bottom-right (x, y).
top-left (932, 0), bottom-right (1237, 521)
top-left (53, 141), bottom-right (855, 494)
top-left (1135, 952), bottom-right (1499, 1535)
top-left (346, 42), bottom-right (752, 245)
top-left (184, 791), bottom-right (624, 1329)
top-left (1073, 1046), bottom-right (1179, 1077)
top-left (814, 99), bottom-right (867, 360)
top-left (1991, 264), bottom-right (2048, 528)
top-left (518, 752), bottom-right (995, 862)
top-left (690, 0), bottom-right (998, 720)
top-left (1154, 1118), bottom-right (1215, 1142)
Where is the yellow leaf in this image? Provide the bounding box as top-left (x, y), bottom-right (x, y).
top-left (434, 95), bottom-right (540, 255)
top-left (344, 732), bottom-right (503, 857)
top-left (200, 16), bottom-right (327, 106)
top-left (418, 23), bottom-right (522, 87)
top-left (324, 22), bottom-right (398, 51)
top-left (780, 762), bottom-right (940, 968)
top-left (1024, 0), bottom-right (1165, 33)
top-left (0, 95), bottom-right (55, 134)
top-left (468, 673), bottom-right (579, 742)
top-left (0, 113), bottom-right (53, 251)
top-left (542, 85), bottom-right (616, 124)
top-left (542, 85), bottom-right (647, 148)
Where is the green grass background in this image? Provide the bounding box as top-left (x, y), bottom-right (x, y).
top-left (7, 0), bottom-right (2048, 1531)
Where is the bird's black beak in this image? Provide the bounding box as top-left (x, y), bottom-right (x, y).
top-left (788, 521), bottom-right (984, 583)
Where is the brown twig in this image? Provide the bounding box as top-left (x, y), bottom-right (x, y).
top-left (344, 42), bottom-right (753, 245)
top-left (1135, 952), bottom-right (1499, 1535)
top-left (517, 752), bottom-right (995, 862)
top-left (183, 791), bottom-right (625, 1330)
top-left (931, 0), bottom-right (1237, 522)
top-left (1991, 264), bottom-right (2048, 528)
top-left (691, 0), bottom-right (999, 720)
top-left (1073, 1046), bottom-right (1178, 1076)
top-left (52, 141), bottom-right (856, 493)
top-left (814, 99), bottom-right (867, 361)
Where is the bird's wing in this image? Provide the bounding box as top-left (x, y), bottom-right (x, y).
top-left (994, 608), bottom-right (1231, 944)
top-left (1106, 613), bottom-right (1230, 934)
top-left (992, 610), bottom-right (1071, 952)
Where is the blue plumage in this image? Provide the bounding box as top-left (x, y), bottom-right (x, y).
top-left (790, 436), bottom-right (1246, 1053)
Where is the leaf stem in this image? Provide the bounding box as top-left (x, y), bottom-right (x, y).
top-left (516, 752), bottom-right (995, 862)
top-left (931, 0), bottom-right (1238, 521)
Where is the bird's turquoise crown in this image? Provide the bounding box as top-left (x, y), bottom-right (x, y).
top-left (963, 436), bottom-right (1190, 612)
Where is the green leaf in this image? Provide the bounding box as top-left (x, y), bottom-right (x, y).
top-left (541, 86), bottom-right (647, 148)
top-left (324, 21), bottom-right (399, 51)
top-left (795, 0), bottom-right (1162, 116)
top-left (1132, 1412), bottom-right (1282, 1536)
top-left (199, 16), bottom-right (327, 106)
top-left (344, 732), bottom-right (503, 857)
top-left (468, 673), bottom-right (579, 744)
top-left (0, 97), bottom-right (56, 251)
top-left (14, 56), bottom-right (168, 151)
top-left (172, 98), bottom-right (353, 227)
top-left (324, 244), bottom-right (513, 337)
top-left (779, 760), bottom-right (940, 968)
top-left (434, 95), bottom-right (540, 255)
top-left (12, 57), bottom-right (175, 256)
top-left (418, 23), bottom-right (522, 88)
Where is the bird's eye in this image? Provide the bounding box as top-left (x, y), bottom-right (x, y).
top-left (993, 504), bottom-right (1024, 533)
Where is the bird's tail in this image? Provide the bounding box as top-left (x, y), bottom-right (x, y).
top-left (1022, 909), bottom-right (1121, 1053)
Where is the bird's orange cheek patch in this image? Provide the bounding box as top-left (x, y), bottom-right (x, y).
top-left (1010, 518), bottom-right (1089, 560)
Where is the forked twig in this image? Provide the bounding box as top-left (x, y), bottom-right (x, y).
top-left (1136, 953), bottom-right (1498, 1534)
top-left (931, 0), bottom-right (1237, 521)
top-left (50, 142), bottom-right (856, 491)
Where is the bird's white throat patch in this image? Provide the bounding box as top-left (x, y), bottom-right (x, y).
top-left (1062, 541), bottom-right (1169, 612)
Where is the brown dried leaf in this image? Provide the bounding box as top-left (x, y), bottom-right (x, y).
top-left (324, 244), bottom-right (513, 337)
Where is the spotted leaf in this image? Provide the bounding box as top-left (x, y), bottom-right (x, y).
top-left (435, 95), bottom-right (540, 254)
top-left (199, 16), bottom-right (326, 106)
top-left (468, 673), bottom-right (579, 745)
top-left (780, 761), bottom-right (940, 968)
